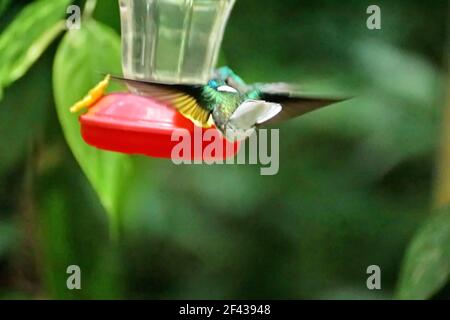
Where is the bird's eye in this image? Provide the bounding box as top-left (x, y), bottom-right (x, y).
top-left (208, 80), bottom-right (218, 88)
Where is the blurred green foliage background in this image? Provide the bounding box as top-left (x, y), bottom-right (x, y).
top-left (0, 0), bottom-right (448, 299)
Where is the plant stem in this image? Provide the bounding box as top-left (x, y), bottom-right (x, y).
top-left (434, 81), bottom-right (450, 209)
top-left (83, 0), bottom-right (97, 20)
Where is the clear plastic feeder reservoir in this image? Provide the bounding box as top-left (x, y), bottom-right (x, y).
top-left (119, 0), bottom-right (236, 86)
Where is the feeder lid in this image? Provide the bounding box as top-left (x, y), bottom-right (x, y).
top-left (79, 93), bottom-right (239, 160)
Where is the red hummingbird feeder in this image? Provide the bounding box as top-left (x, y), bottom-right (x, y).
top-left (79, 93), bottom-right (239, 160)
top-left (76, 0), bottom-right (239, 161)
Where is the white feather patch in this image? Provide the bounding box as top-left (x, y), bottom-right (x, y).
top-left (217, 85), bottom-right (238, 93)
top-left (229, 100), bottom-right (282, 129)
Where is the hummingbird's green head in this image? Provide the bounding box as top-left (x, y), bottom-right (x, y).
top-left (214, 66), bottom-right (247, 92)
top-left (207, 79), bottom-right (225, 90)
top-left (207, 79), bottom-right (239, 94)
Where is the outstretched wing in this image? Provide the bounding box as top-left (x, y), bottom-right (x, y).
top-left (253, 83), bottom-right (347, 125)
top-left (110, 75), bottom-right (213, 128)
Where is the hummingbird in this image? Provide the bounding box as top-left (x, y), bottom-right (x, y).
top-left (111, 67), bottom-right (345, 141)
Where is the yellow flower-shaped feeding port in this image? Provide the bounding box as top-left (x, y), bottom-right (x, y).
top-left (70, 75), bottom-right (111, 113)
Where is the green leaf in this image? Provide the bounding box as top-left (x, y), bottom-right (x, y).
top-left (396, 208), bottom-right (450, 299)
top-left (53, 20), bottom-right (132, 234)
top-left (0, 0), bottom-right (70, 94)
